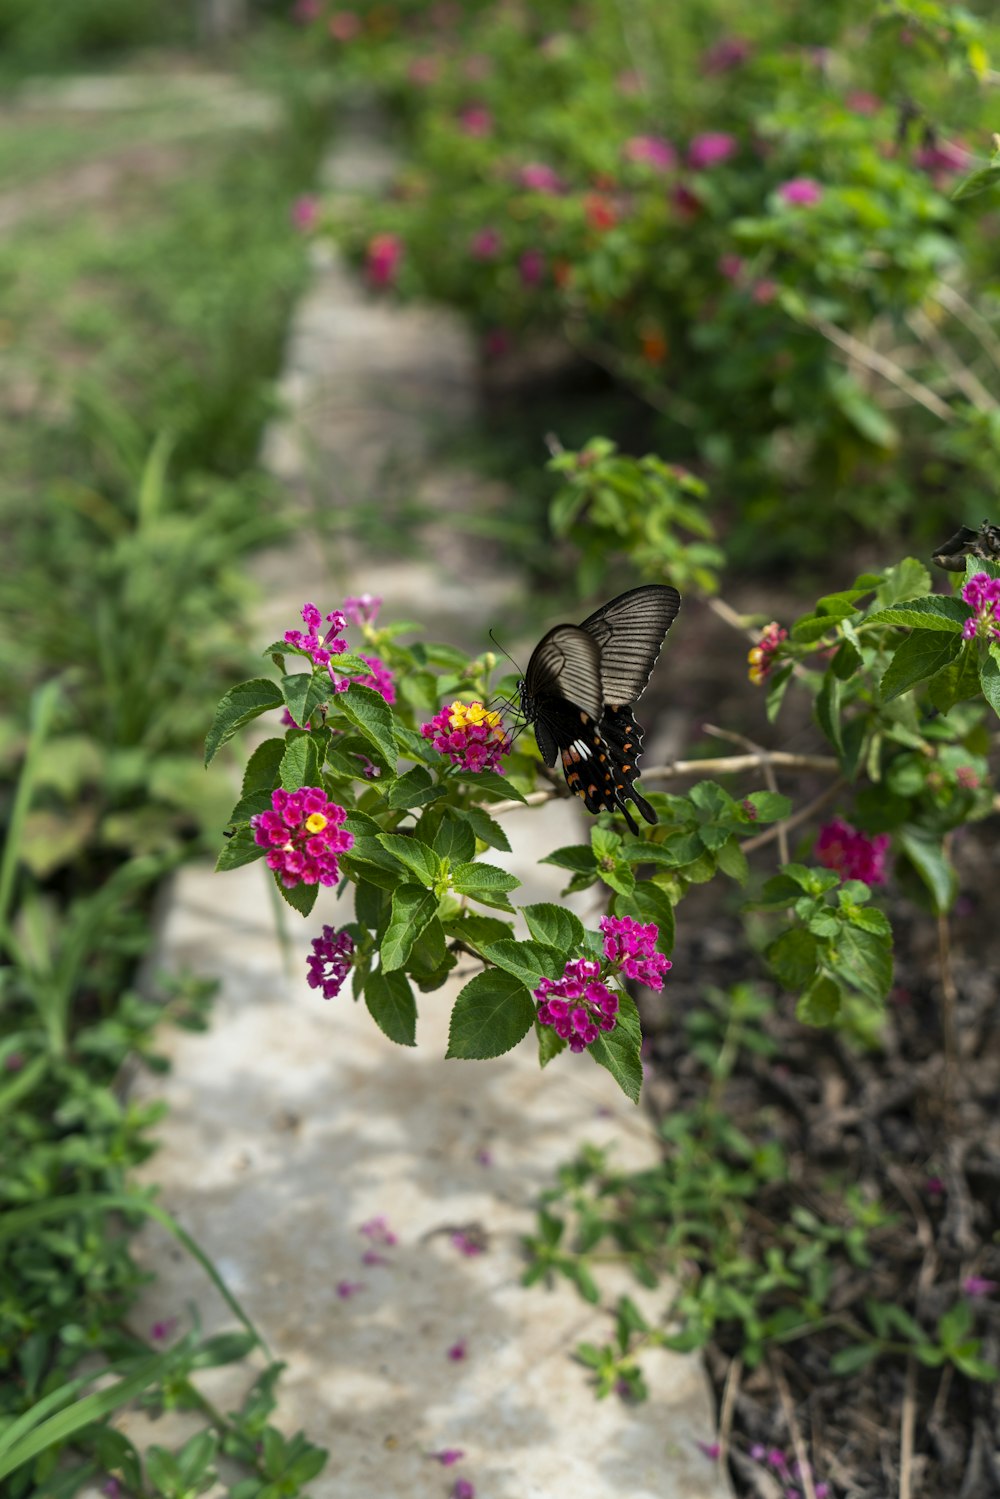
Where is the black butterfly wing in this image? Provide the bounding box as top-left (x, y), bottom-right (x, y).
top-left (522, 624), bottom-right (603, 767)
top-left (578, 584), bottom-right (681, 707)
top-left (599, 705), bottom-right (657, 830)
top-left (932, 520), bottom-right (1000, 571)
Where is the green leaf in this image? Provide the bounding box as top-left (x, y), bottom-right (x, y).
top-left (365, 970), bottom-right (417, 1046)
top-left (453, 805), bottom-right (512, 851)
top-left (830, 1343), bottom-right (878, 1375)
top-left (483, 938), bottom-right (564, 989)
top-left (386, 766), bottom-right (445, 810)
top-left (880, 631), bottom-right (961, 702)
top-left (589, 993), bottom-right (643, 1104)
top-left (429, 810), bottom-right (477, 865)
top-left (279, 732), bottom-right (320, 791)
top-left (716, 836), bottom-right (749, 885)
top-left (446, 912), bottom-right (515, 952)
top-left (952, 160), bottom-right (1000, 201)
top-left (796, 974), bottom-right (841, 1026)
top-left (898, 828), bottom-right (955, 914)
top-left (280, 671), bottom-right (332, 732)
top-left (866, 596), bottom-right (968, 632)
top-left (522, 903), bottom-right (585, 951)
top-left (875, 558), bottom-right (932, 607)
top-left (744, 791), bottom-right (793, 822)
top-left (215, 828), bottom-right (264, 872)
top-left (242, 737), bottom-right (285, 797)
top-left (376, 834), bottom-right (441, 886)
top-left (451, 860), bottom-right (520, 911)
top-left (275, 876), bottom-right (318, 918)
top-left (611, 882), bottom-right (675, 952)
top-left (542, 844), bottom-right (597, 873)
top-left (768, 928), bottom-right (819, 990)
top-left (836, 925), bottom-right (893, 1002)
top-left (927, 644), bottom-right (982, 713)
top-left (446, 970), bottom-right (535, 1058)
top-left (336, 683), bottom-right (398, 768)
top-left (980, 653), bottom-right (1000, 718)
top-left (461, 769), bottom-right (525, 802)
top-left (765, 661), bottom-right (794, 721)
top-left (381, 885), bottom-right (438, 970)
top-left (815, 669), bottom-right (844, 756)
top-left (205, 679), bottom-right (283, 765)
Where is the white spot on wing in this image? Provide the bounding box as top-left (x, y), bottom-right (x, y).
top-left (571, 738), bottom-right (592, 758)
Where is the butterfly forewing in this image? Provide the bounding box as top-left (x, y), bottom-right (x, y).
top-left (578, 584), bottom-right (681, 706)
top-left (520, 584), bottom-right (681, 834)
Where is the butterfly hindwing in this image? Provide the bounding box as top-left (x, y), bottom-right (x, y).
top-left (932, 519), bottom-right (1000, 572)
top-left (519, 584), bottom-right (680, 833)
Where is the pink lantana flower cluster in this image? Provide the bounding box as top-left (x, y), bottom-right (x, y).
top-left (961, 572), bottom-right (1000, 641)
top-left (421, 701), bottom-right (510, 774)
top-left (251, 787), bottom-right (353, 888)
top-left (342, 593), bottom-right (382, 626)
top-left (534, 957), bottom-right (618, 1053)
top-left (334, 653), bottom-right (396, 705)
top-left (747, 621), bottom-right (788, 685)
top-left (815, 817), bottom-right (890, 887)
top-left (367, 232), bottom-right (404, 288)
top-left (307, 924), bottom-right (355, 999)
top-left (600, 915), bottom-right (673, 989)
top-left (285, 602), bottom-right (347, 671)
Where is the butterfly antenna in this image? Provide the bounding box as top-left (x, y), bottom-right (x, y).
top-left (488, 628), bottom-right (523, 678)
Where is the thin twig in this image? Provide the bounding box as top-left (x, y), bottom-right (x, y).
top-left (740, 777), bottom-right (845, 856)
top-left (807, 313), bottom-right (955, 423)
top-left (933, 282), bottom-right (1000, 375)
top-left (705, 723), bottom-right (790, 861)
top-left (899, 1357), bottom-right (917, 1499)
top-left (717, 1354), bottom-right (742, 1469)
top-left (769, 1355), bottom-right (818, 1499)
top-left (905, 307), bottom-right (997, 414)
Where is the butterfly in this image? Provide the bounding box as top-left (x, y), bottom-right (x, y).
top-left (518, 584), bottom-right (681, 836)
top-left (931, 519), bottom-right (1000, 572)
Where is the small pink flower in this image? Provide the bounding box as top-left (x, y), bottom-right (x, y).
top-left (360, 1216), bottom-right (398, 1247)
top-left (342, 592), bottom-right (381, 625)
top-left (361, 1249), bottom-right (389, 1267)
top-left (601, 915), bottom-right (672, 990)
top-left (955, 765), bottom-right (980, 790)
top-left (336, 1280), bottom-right (365, 1299)
top-left (534, 957), bottom-right (619, 1052)
top-left (622, 135), bottom-right (676, 171)
top-left (778, 176), bottom-right (823, 206)
top-left (701, 36), bottom-right (751, 74)
top-left (670, 182), bottom-right (701, 219)
top-left (307, 926), bottom-right (354, 1000)
top-left (962, 1275), bottom-right (998, 1297)
top-left (519, 162), bottom-right (564, 195)
top-left (925, 1175), bottom-right (946, 1198)
top-left (458, 105), bottom-right (493, 137)
top-left (251, 788), bottom-right (353, 889)
top-left (687, 132), bottom-right (738, 169)
top-left (718, 252), bottom-right (745, 281)
top-left (453, 1481), bottom-right (476, 1499)
top-left (429, 1449), bottom-right (465, 1467)
top-left (696, 1439), bottom-right (721, 1460)
top-left (914, 139), bottom-right (970, 181)
top-left (470, 227), bottom-right (502, 260)
top-left (447, 1339), bottom-right (468, 1360)
top-left (475, 1147), bottom-right (493, 1167)
top-left (292, 0), bottom-right (320, 20)
top-left (519, 248), bottom-right (546, 287)
top-left (366, 232), bottom-right (404, 289)
top-left (407, 56), bottom-right (440, 86)
top-left (450, 1229), bottom-right (486, 1257)
top-left (961, 571), bottom-right (1000, 641)
top-left (846, 90), bottom-right (881, 115)
top-left (291, 195), bottom-right (319, 232)
top-left (747, 621), bottom-right (787, 683)
top-left (421, 700), bottom-right (510, 774)
top-left (150, 1318), bottom-right (178, 1343)
top-left (752, 279), bottom-right (778, 305)
top-left (102, 1482), bottom-right (121, 1499)
top-left (463, 55), bottom-right (491, 81)
top-left (815, 816), bottom-right (889, 887)
top-left (328, 10), bottom-right (361, 41)
top-left (4, 1051), bottom-right (24, 1072)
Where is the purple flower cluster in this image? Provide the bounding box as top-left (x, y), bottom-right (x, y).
top-left (342, 592), bottom-right (382, 625)
top-left (961, 571), bottom-right (1000, 641)
top-left (747, 621), bottom-right (788, 685)
top-left (534, 957), bottom-right (619, 1053)
top-left (815, 817), bottom-right (890, 887)
top-left (334, 652), bottom-right (397, 705)
top-left (285, 602), bottom-right (347, 671)
top-left (421, 700), bottom-right (510, 774)
top-left (251, 787), bottom-right (353, 888)
top-left (600, 915), bottom-right (673, 989)
top-left (307, 925), bottom-right (355, 999)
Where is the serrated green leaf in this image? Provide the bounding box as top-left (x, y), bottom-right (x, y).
top-left (274, 876), bottom-right (318, 918)
top-left (611, 882), bottom-right (675, 952)
top-left (836, 925), bottom-right (893, 1002)
top-left (866, 596), bottom-right (967, 632)
top-left (462, 769), bottom-right (525, 802)
top-left (815, 669), bottom-right (844, 756)
top-left (875, 558), bottom-right (932, 607)
top-left (216, 829), bottom-right (266, 873)
top-left (381, 885), bottom-right (438, 970)
top-left (386, 766), bottom-right (444, 810)
top-left (980, 653), bottom-right (1000, 718)
top-left (279, 732), bottom-right (320, 791)
top-left (796, 974), bottom-right (841, 1025)
top-left (521, 903), bottom-right (585, 951)
top-left (453, 805), bottom-right (512, 851)
top-left (880, 631), bottom-right (961, 703)
top-left (897, 828), bottom-right (955, 914)
top-left (766, 662), bottom-right (794, 722)
top-left (335, 683), bottom-right (398, 768)
top-left (365, 970), bottom-right (417, 1046)
top-left (242, 738), bottom-right (286, 798)
top-left (744, 791), bottom-right (793, 822)
top-left (482, 938), bottom-right (564, 989)
top-left (716, 836), bottom-right (749, 884)
top-left (768, 928), bottom-right (819, 990)
top-left (429, 811), bottom-right (477, 865)
top-left (446, 970), bottom-right (535, 1058)
top-left (451, 861), bottom-right (520, 911)
top-left (281, 671), bottom-right (331, 732)
top-left (205, 679), bottom-right (284, 765)
top-left (589, 993), bottom-right (643, 1103)
top-left (541, 844), bottom-right (597, 872)
top-left (376, 834), bottom-right (441, 886)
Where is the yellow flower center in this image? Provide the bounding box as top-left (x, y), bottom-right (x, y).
top-left (305, 813), bottom-right (328, 834)
top-left (448, 699), bottom-right (503, 733)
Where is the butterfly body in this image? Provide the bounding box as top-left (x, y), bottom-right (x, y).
top-left (519, 584), bottom-right (681, 835)
top-left (932, 519), bottom-right (1000, 572)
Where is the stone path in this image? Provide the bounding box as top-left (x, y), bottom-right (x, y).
top-left (121, 110), bottom-right (732, 1499)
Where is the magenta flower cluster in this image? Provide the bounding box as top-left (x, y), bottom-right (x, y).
top-left (815, 817), bottom-right (890, 887)
top-left (961, 572), bottom-right (1000, 641)
top-left (307, 925), bottom-right (355, 999)
top-left (251, 787), bottom-right (353, 888)
top-left (534, 957), bottom-right (619, 1053)
top-left (420, 701), bottom-right (510, 774)
top-left (600, 915), bottom-right (673, 989)
top-left (285, 602), bottom-right (347, 671)
top-left (335, 653), bottom-right (396, 705)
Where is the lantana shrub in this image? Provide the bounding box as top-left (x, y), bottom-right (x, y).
top-left (207, 457), bottom-right (996, 1100)
top-left (294, 0), bottom-right (1000, 554)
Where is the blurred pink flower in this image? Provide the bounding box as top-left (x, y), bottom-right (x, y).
top-left (408, 56), bottom-right (440, 86)
top-left (752, 279), bottom-right (778, 304)
top-left (622, 135), bottom-right (676, 171)
top-left (701, 36), bottom-right (751, 74)
top-left (616, 69), bottom-right (644, 95)
top-left (328, 10), bottom-right (360, 41)
top-left (366, 233), bottom-right (404, 288)
top-left (519, 248), bottom-right (545, 287)
top-left (671, 183), bottom-right (701, 219)
top-left (688, 132), bottom-right (737, 169)
top-left (458, 105), bottom-right (493, 137)
top-left (292, 0), bottom-right (320, 20)
top-left (718, 252), bottom-right (744, 280)
top-left (778, 176), bottom-right (823, 206)
top-left (291, 195), bottom-right (319, 232)
top-left (914, 139), bottom-right (971, 184)
top-left (463, 55), bottom-right (491, 81)
top-left (519, 161), bottom-right (564, 194)
top-left (846, 90), bottom-right (881, 115)
top-left (470, 227), bottom-right (502, 260)
top-left (484, 329), bottom-right (510, 358)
